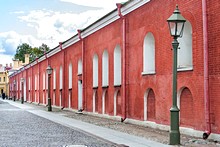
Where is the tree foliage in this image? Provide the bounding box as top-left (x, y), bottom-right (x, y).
top-left (14, 43), bottom-right (50, 62)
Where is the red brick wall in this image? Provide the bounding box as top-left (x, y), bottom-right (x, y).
top-left (125, 0), bottom-right (205, 130)
top-left (180, 87), bottom-right (194, 128)
top-left (10, 0), bottom-right (220, 134)
top-left (147, 89), bottom-right (156, 121)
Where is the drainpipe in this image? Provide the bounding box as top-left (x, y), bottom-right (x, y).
top-left (37, 58), bottom-right (40, 104)
top-left (202, 0), bottom-right (211, 139)
top-left (117, 3), bottom-right (127, 122)
top-left (45, 51), bottom-right (48, 105)
top-left (31, 64), bottom-right (33, 103)
top-left (25, 66), bottom-right (28, 102)
top-left (78, 29), bottom-right (85, 111)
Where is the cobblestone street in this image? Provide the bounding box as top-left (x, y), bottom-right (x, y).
top-left (0, 100), bottom-right (120, 147)
top-left (1, 99), bottom-right (220, 147)
top-left (25, 101), bottom-right (220, 147)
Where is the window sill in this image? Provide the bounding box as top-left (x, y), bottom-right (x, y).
top-left (177, 66), bottom-right (193, 72)
top-left (142, 71), bottom-right (156, 76)
top-left (114, 84), bottom-right (121, 87)
top-left (102, 86), bottom-right (109, 88)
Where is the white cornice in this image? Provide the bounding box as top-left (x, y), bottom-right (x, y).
top-left (62, 35), bottom-right (79, 49)
top-left (38, 55), bottom-right (46, 63)
top-left (47, 46), bottom-right (60, 58)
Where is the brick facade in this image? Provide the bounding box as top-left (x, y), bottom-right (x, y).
top-left (9, 0), bottom-right (220, 138)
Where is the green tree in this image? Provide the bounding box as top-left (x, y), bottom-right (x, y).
top-left (14, 43), bottom-right (50, 63)
top-left (14, 43), bottom-right (32, 62)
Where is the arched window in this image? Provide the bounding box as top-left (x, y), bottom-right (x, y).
top-left (93, 54), bottom-right (98, 87)
top-left (143, 32), bottom-right (155, 74)
top-left (78, 59), bottom-right (82, 75)
top-left (178, 21), bottom-right (193, 70)
top-left (102, 50), bottom-right (109, 87)
top-left (114, 45), bottom-right (121, 86)
top-left (60, 66), bottom-right (63, 89)
top-left (69, 63), bottom-right (72, 89)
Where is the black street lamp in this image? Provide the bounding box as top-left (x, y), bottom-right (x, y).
top-left (21, 78), bottom-right (24, 104)
top-left (167, 5), bottom-right (186, 145)
top-left (46, 65), bottom-right (53, 111)
top-left (13, 80), bottom-right (16, 101)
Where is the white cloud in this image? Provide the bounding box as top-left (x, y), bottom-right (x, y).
top-left (0, 54), bottom-right (14, 66)
top-left (0, 31), bottom-right (42, 55)
top-left (0, 0), bottom-right (128, 66)
top-left (17, 6), bottom-right (121, 48)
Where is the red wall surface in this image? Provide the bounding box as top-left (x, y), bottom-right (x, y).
top-left (9, 0), bottom-right (220, 135)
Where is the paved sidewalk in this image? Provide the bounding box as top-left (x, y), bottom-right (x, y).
top-left (4, 100), bottom-right (170, 147)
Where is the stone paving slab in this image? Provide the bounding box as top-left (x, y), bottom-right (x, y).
top-left (0, 100), bottom-right (122, 147)
top-left (5, 100), bottom-right (170, 147)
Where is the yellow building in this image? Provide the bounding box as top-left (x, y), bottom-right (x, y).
top-left (0, 65), bottom-right (9, 97)
top-left (0, 54), bottom-right (30, 98)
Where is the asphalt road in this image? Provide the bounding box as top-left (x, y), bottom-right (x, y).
top-left (0, 100), bottom-right (119, 147)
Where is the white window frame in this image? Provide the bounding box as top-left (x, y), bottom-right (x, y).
top-left (60, 66), bottom-right (63, 90)
top-left (178, 21), bottom-right (193, 71)
top-left (69, 63), bottom-right (72, 89)
top-left (102, 49), bottom-right (109, 87)
top-left (142, 32), bottom-right (156, 75)
top-left (53, 69), bottom-right (56, 90)
top-left (114, 45), bottom-right (121, 86)
top-left (93, 54), bottom-right (98, 88)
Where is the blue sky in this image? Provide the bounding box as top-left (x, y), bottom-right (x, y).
top-left (0, 0), bottom-right (126, 66)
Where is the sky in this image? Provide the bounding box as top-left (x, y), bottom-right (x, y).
top-left (0, 0), bottom-right (126, 66)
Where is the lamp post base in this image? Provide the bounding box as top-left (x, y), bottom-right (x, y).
top-left (21, 97), bottom-right (24, 104)
top-left (169, 107), bottom-right (180, 145)
top-left (48, 98), bottom-right (52, 111)
top-left (169, 130), bottom-right (180, 145)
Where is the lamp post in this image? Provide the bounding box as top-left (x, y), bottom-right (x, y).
top-left (46, 65), bottom-right (53, 111)
top-left (13, 80), bottom-right (16, 101)
top-left (167, 5), bottom-right (186, 145)
top-left (21, 78), bottom-right (24, 104)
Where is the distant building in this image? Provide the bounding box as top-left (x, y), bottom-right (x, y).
top-left (8, 54), bottom-right (30, 76)
top-left (1, 54), bottom-right (30, 97)
top-left (0, 64), bottom-right (12, 97)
